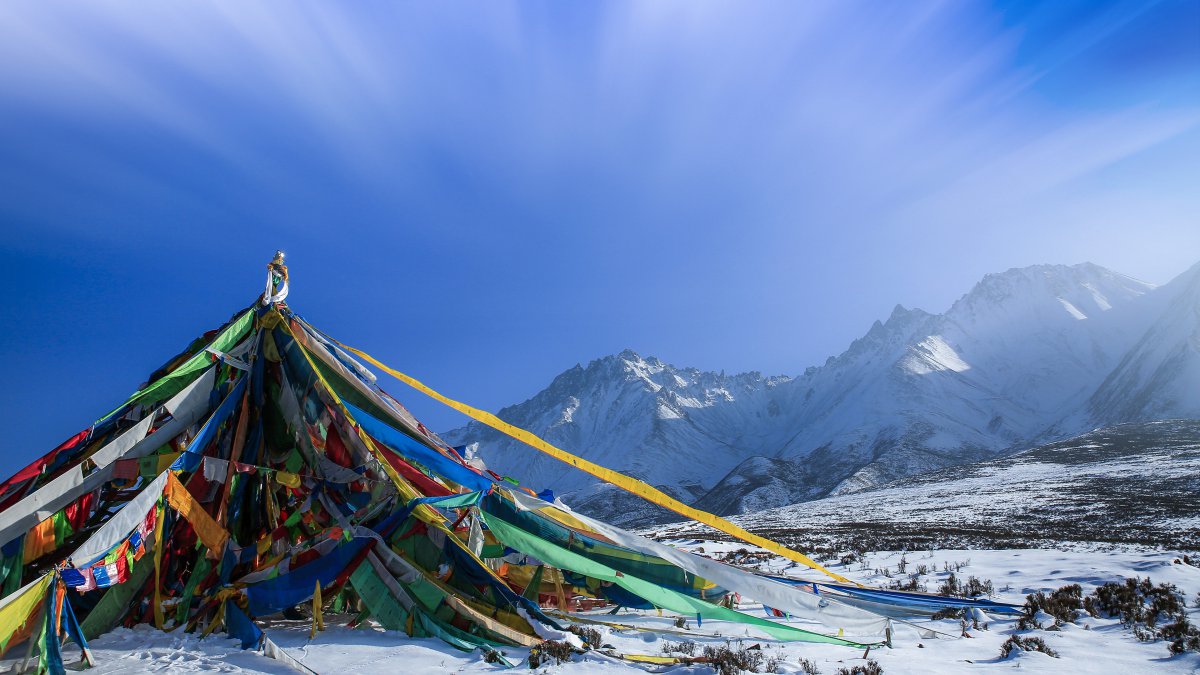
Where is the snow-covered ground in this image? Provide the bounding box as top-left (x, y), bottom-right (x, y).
top-left (11, 543), bottom-right (1196, 674)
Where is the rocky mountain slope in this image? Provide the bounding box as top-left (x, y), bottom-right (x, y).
top-left (444, 262), bottom-right (1200, 526)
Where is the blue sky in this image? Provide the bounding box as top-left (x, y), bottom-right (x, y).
top-left (0, 1), bottom-right (1197, 474)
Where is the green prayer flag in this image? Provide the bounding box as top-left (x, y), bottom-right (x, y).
top-left (176, 553), bottom-right (212, 625)
top-left (51, 511), bottom-right (73, 550)
top-left (100, 309), bottom-right (255, 420)
top-left (481, 513), bottom-right (874, 647)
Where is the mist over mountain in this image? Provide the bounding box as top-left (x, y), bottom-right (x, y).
top-left (444, 261), bottom-right (1200, 526)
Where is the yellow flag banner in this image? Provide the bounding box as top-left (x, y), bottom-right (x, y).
top-left (164, 473), bottom-right (229, 555)
top-left (153, 502), bottom-right (166, 630)
top-left (310, 582), bottom-right (324, 639)
top-left (338, 343), bottom-right (854, 585)
top-left (0, 573), bottom-right (53, 656)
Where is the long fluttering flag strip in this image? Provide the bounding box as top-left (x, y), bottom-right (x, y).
top-left (503, 489), bottom-right (891, 637)
top-left (0, 573), bottom-right (53, 656)
top-left (0, 367), bottom-right (216, 550)
top-left (170, 374), bottom-right (249, 473)
top-left (0, 431), bottom-right (90, 512)
top-left (338, 340), bottom-right (856, 585)
top-left (99, 307), bottom-right (255, 422)
top-left (481, 512), bottom-right (875, 647)
top-left (341, 401), bottom-right (492, 493)
top-left (774, 578), bottom-right (1023, 616)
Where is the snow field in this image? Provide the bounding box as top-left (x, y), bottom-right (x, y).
top-left (9, 544), bottom-right (1193, 674)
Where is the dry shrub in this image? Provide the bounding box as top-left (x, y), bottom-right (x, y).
top-left (999, 635), bottom-right (1058, 659)
top-left (834, 659), bottom-right (883, 675)
top-left (886, 574), bottom-right (924, 592)
top-left (1016, 577), bottom-right (1200, 656)
top-left (1019, 583), bottom-right (1083, 629)
top-left (797, 657), bottom-right (821, 674)
top-left (702, 641), bottom-right (765, 675)
top-left (1090, 577), bottom-right (1198, 654)
top-left (528, 640), bottom-right (576, 668)
top-left (937, 572), bottom-right (994, 598)
top-left (661, 640), bottom-right (698, 656)
top-left (566, 624), bottom-right (601, 649)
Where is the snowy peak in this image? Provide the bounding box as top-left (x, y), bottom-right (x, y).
top-left (827, 304), bottom-right (934, 369)
top-left (910, 263), bottom-right (1159, 421)
top-left (946, 263), bottom-right (1154, 327)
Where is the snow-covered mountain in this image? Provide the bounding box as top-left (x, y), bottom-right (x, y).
top-left (444, 262), bottom-right (1200, 525)
top-left (713, 263), bottom-right (1158, 511)
top-left (445, 353), bottom-right (799, 523)
top-left (1087, 262), bottom-right (1200, 426)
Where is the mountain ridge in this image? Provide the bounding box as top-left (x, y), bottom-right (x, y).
top-left (443, 261), bottom-right (1199, 526)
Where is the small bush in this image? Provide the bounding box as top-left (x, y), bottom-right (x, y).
top-left (963, 576), bottom-right (994, 597)
top-left (885, 574), bottom-right (924, 592)
top-left (1091, 577), bottom-right (1184, 630)
top-left (936, 573), bottom-right (957, 597)
top-left (661, 640), bottom-right (697, 656)
top-left (567, 624), bottom-right (601, 649)
top-left (1019, 583), bottom-right (1083, 629)
top-left (1089, 578), bottom-right (1199, 654)
top-left (529, 640), bottom-right (576, 668)
top-left (834, 659), bottom-right (883, 675)
top-left (1006, 576), bottom-right (1200, 656)
top-left (1161, 619), bottom-right (1200, 655)
top-left (942, 559), bottom-right (969, 573)
top-left (931, 607), bottom-right (963, 620)
top-left (999, 635), bottom-right (1058, 659)
top-left (724, 548), bottom-right (751, 562)
top-left (937, 573), bottom-right (993, 598)
top-left (703, 641), bottom-right (764, 675)
top-left (797, 657), bottom-right (821, 675)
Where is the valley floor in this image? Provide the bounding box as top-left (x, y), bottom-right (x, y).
top-left (8, 544), bottom-right (1197, 674)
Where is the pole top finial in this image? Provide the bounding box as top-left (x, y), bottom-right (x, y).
top-left (263, 250), bottom-right (290, 306)
top-left (267, 251), bottom-right (288, 280)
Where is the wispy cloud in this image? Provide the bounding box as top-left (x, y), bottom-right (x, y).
top-left (0, 0), bottom-right (1195, 366)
